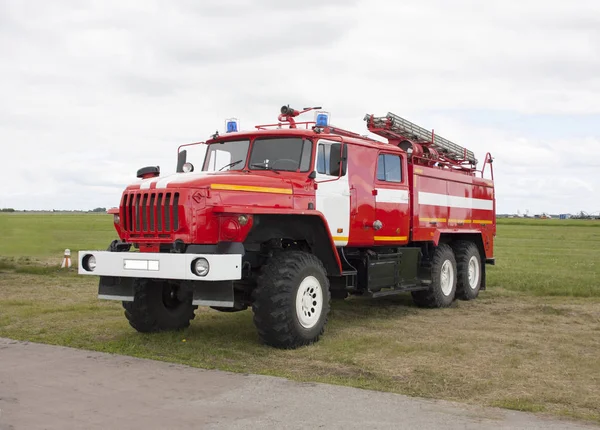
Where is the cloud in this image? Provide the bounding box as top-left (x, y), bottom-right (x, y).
top-left (0, 0), bottom-right (598, 215)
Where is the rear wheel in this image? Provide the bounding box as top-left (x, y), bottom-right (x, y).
top-left (123, 279), bottom-right (197, 332)
top-left (412, 243), bottom-right (457, 308)
top-left (453, 241), bottom-right (482, 300)
top-left (252, 251), bottom-right (331, 349)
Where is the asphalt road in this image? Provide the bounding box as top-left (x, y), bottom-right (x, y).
top-left (0, 338), bottom-right (597, 430)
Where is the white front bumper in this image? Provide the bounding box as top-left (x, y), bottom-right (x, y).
top-left (78, 251), bottom-right (242, 281)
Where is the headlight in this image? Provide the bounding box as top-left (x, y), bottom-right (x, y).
top-left (183, 162), bottom-right (194, 173)
top-left (192, 258), bottom-right (209, 276)
top-left (114, 214), bottom-right (120, 225)
top-left (83, 254), bottom-right (97, 272)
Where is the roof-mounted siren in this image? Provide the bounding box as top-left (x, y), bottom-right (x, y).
top-left (225, 118), bottom-right (239, 133)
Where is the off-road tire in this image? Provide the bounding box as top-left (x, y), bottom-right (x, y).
top-left (123, 279), bottom-right (197, 333)
top-left (411, 243), bottom-right (457, 308)
top-left (252, 251), bottom-right (331, 349)
top-left (452, 241), bottom-right (482, 300)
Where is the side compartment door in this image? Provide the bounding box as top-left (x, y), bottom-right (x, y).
top-left (373, 152), bottom-right (410, 245)
top-left (314, 140), bottom-right (350, 247)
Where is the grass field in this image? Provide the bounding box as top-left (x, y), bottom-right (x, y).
top-left (1, 213), bottom-right (599, 422)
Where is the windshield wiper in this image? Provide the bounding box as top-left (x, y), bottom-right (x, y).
top-left (219, 160), bottom-right (243, 171)
top-left (250, 163), bottom-right (281, 174)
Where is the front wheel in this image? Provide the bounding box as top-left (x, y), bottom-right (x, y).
top-left (411, 243), bottom-right (457, 308)
top-left (123, 279), bottom-right (197, 333)
top-left (252, 251), bottom-right (331, 349)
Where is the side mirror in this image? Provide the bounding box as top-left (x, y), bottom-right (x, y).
top-left (176, 149), bottom-right (187, 173)
top-left (329, 143), bottom-right (347, 177)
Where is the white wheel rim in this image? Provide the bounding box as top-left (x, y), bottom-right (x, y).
top-left (295, 276), bottom-right (323, 329)
top-left (440, 260), bottom-right (454, 296)
top-left (467, 255), bottom-right (480, 290)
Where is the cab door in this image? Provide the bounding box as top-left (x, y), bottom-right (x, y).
top-left (373, 152), bottom-right (410, 245)
top-left (314, 139), bottom-right (351, 247)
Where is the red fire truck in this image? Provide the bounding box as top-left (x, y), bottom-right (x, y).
top-left (79, 106), bottom-right (495, 349)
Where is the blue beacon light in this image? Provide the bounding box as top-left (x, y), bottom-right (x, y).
top-left (226, 118), bottom-right (238, 133)
top-left (315, 112), bottom-right (329, 127)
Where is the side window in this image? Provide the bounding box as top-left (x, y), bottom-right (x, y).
top-left (377, 154), bottom-right (386, 181)
top-left (299, 139), bottom-right (313, 172)
top-left (317, 143), bottom-right (331, 175)
top-left (316, 141), bottom-right (347, 177)
top-left (377, 154), bottom-right (402, 183)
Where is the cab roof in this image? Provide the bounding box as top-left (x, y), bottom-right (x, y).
top-left (205, 125), bottom-right (405, 154)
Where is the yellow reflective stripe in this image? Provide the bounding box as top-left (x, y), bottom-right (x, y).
top-left (211, 184), bottom-right (292, 195)
top-left (420, 217), bottom-right (447, 223)
top-left (332, 236), bottom-right (349, 241)
top-left (374, 236), bottom-right (408, 241)
top-left (473, 219), bottom-right (493, 225)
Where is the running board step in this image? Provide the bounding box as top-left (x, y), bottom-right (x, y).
top-left (341, 270), bottom-right (357, 289)
top-left (368, 285), bottom-right (426, 298)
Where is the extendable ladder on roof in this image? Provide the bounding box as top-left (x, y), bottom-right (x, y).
top-left (365, 112), bottom-right (477, 165)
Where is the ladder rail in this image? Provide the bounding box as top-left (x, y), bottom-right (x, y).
top-left (365, 112), bottom-right (477, 165)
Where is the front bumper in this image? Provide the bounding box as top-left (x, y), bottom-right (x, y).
top-left (77, 251), bottom-right (242, 281)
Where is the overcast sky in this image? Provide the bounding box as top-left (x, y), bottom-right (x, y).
top-left (1, 0), bottom-right (599, 215)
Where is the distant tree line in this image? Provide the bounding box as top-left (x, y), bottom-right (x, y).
top-left (1, 208), bottom-right (15, 212)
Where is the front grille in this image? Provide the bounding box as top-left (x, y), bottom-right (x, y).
top-left (121, 191), bottom-right (180, 235)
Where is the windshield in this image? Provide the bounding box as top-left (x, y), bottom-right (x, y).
top-left (202, 140), bottom-right (250, 172)
top-left (249, 137), bottom-right (313, 172)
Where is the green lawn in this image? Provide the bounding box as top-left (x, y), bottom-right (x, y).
top-left (0, 213), bottom-right (115, 258)
top-left (1, 214), bottom-right (599, 423)
top-left (490, 219), bottom-right (600, 297)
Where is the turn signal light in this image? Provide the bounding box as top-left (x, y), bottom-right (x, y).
top-left (221, 218), bottom-right (241, 241)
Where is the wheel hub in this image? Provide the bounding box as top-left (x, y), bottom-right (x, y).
top-left (467, 255), bottom-right (479, 289)
top-left (162, 284), bottom-right (182, 310)
top-left (295, 276), bottom-right (323, 329)
top-left (440, 260), bottom-right (454, 296)
top-left (302, 294), bottom-right (312, 309)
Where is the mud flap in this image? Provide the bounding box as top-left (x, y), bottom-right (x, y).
top-left (189, 280), bottom-right (235, 308)
top-left (98, 276), bottom-right (134, 301)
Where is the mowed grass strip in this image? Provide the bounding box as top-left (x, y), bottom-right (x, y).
top-left (0, 213), bottom-right (115, 258)
top-left (1, 214), bottom-right (600, 422)
top-left (490, 221), bottom-right (600, 297)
